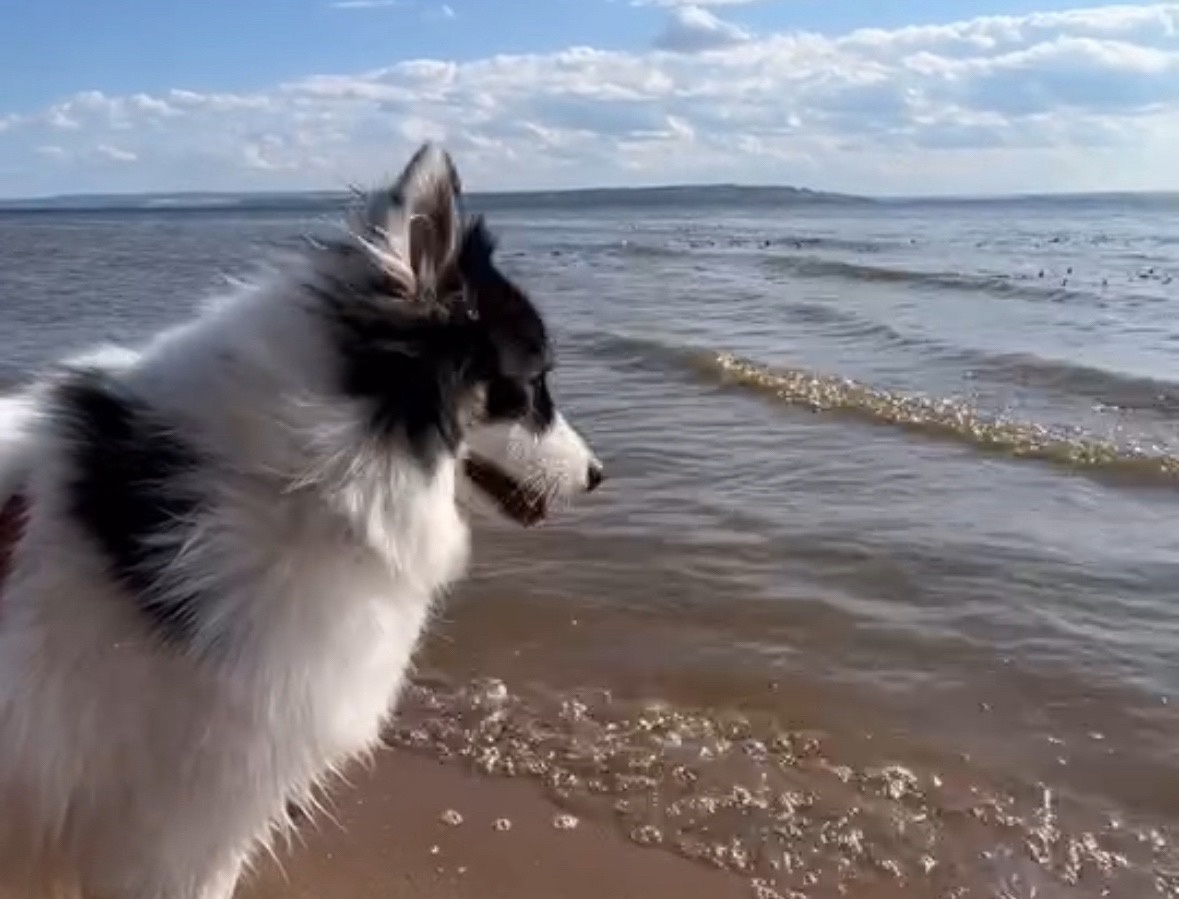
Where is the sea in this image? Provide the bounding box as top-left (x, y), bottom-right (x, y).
top-left (2, 187), bottom-right (1178, 898)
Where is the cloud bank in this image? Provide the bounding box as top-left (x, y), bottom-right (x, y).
top-left (2, 3), bottom-right (1178, 196)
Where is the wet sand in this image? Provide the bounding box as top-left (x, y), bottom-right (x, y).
top-left (239, 747), bottom-right (749, 899)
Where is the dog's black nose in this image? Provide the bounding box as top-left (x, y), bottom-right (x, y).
top-left (587, 462), bottom-right (605, 492)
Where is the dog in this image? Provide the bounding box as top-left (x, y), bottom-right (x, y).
top-left (0, 143), bottom-right (604, 899)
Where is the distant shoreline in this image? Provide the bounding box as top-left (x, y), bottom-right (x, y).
top-left (0, 183), bottom-right (866, 213)
top-left (1, 183), bottom-right (1176, 214)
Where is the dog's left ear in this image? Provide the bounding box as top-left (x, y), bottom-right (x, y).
top-left (355, 143), bottom-right (462, 302)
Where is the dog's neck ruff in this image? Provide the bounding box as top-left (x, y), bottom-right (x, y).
top-left (0, 491), bottom-right (28, 600)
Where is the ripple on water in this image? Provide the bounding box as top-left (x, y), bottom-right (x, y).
top-left (705, 352), bottom-right (1179, 483)
top-left (386, 676), bottom-right (1179, 898)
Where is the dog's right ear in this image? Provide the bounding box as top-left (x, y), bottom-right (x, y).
top-left (353, 143), bottom-right (462, 302)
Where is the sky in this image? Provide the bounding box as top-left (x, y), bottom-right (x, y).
top-left (0, 0), bottom-right (1177, 197)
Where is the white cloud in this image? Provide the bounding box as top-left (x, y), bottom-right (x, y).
top-left (47, 109), bottom-right (81, 130)
top-left (330, 0), bottom-right (398, 9)
top-left (634, 0), bottom-right (762, 6)
top-left (439, 3), bottom-right (456, 18)
top-left (2, 4), bottom-right (1178, 196)
top-left (654, 5), bottom-right (751, 52)
top-left (95, 144), bottom-right (137, 163)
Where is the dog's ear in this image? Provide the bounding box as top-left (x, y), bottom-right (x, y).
top-left (354, 143), bottom-right (462, 302)
top-left (458, 214), bottom-right (498, 281)
top-left (458, 215), bottom-right (540, 332)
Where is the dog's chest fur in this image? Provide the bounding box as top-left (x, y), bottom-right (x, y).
top-left (208, 459), bottom-right (472, 765)
top-left (0, 410), bottom-right (471, 886)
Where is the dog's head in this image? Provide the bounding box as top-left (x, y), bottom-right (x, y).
top-left (316, 143), bottom-right (603, 526)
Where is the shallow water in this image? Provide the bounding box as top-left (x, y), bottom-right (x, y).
top-left (2, 190), bottom-right (1179, 897)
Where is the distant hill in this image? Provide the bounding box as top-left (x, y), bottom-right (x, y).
top-left (7, 184), bottom-right (1176, 215)
top-left (473, 184), bottom-right (870, 209)
top-left (0, 183), bottom-right (870, 214)
top-left (0, 190), bottom-right (346, 213)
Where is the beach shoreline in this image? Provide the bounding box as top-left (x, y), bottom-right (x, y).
top-left (239, 745), bottom-right (751, 899)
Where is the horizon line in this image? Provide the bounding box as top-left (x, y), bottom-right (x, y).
top-left (1, 181), bottom-right (1177, 208)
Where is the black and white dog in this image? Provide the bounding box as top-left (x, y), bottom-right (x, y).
top-left (0, 144), bottom-right (603, 898)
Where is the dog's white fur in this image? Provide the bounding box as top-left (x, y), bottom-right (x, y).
top-left (0, 145), bottom-right (599, 899)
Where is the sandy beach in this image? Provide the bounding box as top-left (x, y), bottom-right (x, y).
top-left (239, 747), bottom-right (749, 899)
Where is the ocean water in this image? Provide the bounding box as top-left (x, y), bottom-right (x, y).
top-left (2, 190), bottom-right (1179, 897)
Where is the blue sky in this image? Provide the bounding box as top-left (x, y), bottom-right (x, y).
top-left (1, 1), bottom-right (1177, 196)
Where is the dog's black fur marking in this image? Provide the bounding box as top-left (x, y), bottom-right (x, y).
top-left (55, 368), bottom-right (207, 647)
top-left (308, 243), bottom-right (472, 463)
top-left (315, 217), bottom-right (556, 462)
top-left (460, 217), bottom-right (556, 435)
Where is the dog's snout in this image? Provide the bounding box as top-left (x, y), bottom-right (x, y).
top-left (586, 461), bottom-right (605, 492)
